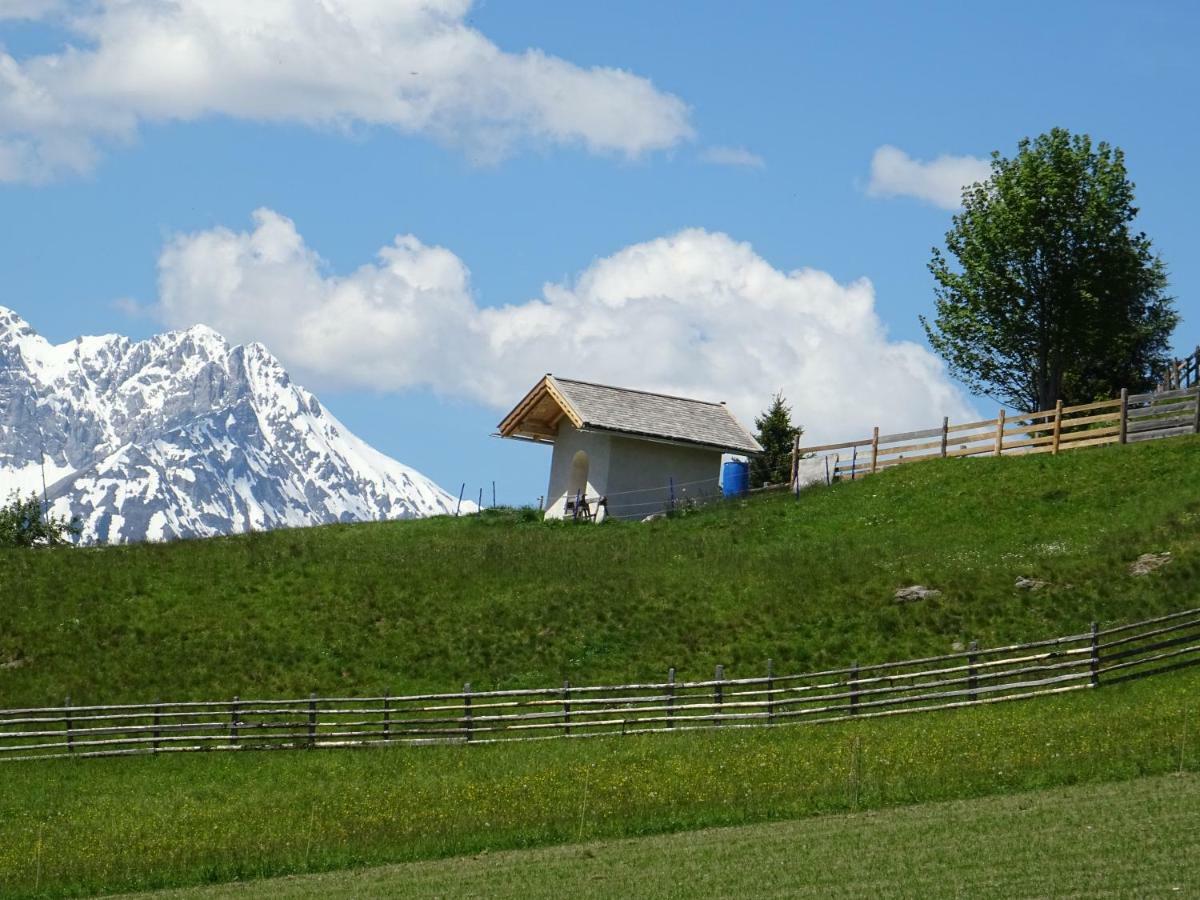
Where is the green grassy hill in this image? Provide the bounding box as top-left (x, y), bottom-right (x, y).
top-left (6, 436), bottom-right (1200, 899)
top-left (3, 436), bottom-right (1200, 706)
top-left (114, 772), bottom-right (1200, 899)
top-left (4, 666), bottom-right (1198, 897)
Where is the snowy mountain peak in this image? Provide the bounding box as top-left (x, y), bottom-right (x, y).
top-left (0, 305), bottom-right (27, 335)
top-left (0, 310), bottom-right (465, 544)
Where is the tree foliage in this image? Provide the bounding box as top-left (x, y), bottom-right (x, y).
top-left (750, 392), bottom-right (802, 486)
top-left (0, 493), bottom-right (81, 548)
top-left (923, 128), bottom-right (1177, 412)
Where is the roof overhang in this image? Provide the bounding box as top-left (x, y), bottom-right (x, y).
top-left (498, 374), bottom-right (763, 454)
top-left (497, 375), bottom-right (583, 443)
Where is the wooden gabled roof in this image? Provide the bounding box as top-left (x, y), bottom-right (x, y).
top-left (498, 375), bottom-right (762, 454)
top-left (496, 375), bottom-right (585, 443)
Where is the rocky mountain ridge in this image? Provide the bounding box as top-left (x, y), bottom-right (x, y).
top-left (0, 307), bottom-right (464, 543)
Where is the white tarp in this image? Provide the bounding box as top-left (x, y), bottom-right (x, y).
top-left (795, 454), bottom-right (837, 491)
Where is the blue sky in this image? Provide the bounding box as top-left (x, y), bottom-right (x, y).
top-left (1, 1), bottom-right (1196, 504)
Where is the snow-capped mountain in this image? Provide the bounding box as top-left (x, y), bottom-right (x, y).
top-left (0, 307), bottom-right (467, 544)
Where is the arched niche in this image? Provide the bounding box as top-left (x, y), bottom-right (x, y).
top-left (567, 449), bottom-right (589, 497)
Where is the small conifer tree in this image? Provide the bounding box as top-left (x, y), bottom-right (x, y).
top-left (749, 392), bottom-right (802, 486)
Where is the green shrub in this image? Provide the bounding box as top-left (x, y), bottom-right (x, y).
top-left (0, 493), bottom-right (80, 548)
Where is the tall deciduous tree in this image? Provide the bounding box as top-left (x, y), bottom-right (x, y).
top-left (750, 393), bottom-right (802, 486)
top-left (923, 128), bottom-right (1176, 413)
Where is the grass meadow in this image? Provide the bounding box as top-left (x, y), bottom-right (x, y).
top-left (116, 772), bottom-right (1200, 899)
top-left (2, 665), bottom-right (1198, 897)
top-left (4, 436), bottom-right (1200, 896)
top-left (3, 436), bottom-right (1200, 707)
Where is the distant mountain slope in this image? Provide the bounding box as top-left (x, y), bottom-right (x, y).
top-left (0, 306), bottom-right (464, 543)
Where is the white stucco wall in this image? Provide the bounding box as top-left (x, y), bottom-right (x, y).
top-left (544, 422), bottom-right (613, 519)
top-left (604, 436), bottom-right (722, 520)
top-left (544, 422), bottom-right (723, 521)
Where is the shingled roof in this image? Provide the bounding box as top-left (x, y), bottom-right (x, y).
top-left (498, 375), bottom-right (762, 454)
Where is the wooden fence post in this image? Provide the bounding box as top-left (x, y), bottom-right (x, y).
top-left (1051, 400), bottom-right (1064, 455)
top-left (1119, 388), bottom-right (1129, 444)
top-left (463, 683), bottom-right (473, 742)
top-left (849, 663), bottom-right (859, 715)
top-left (994, 409), bottom-right (1006, 456)
top-left (714, 665), bottom-right (724, 727)
top-left (967, 642), bottom-right (979, 701)
top-left (230, 695), bottom-right (239, 746)
top-left (850, 445), bottom-right (858, 481)
top-left (307, 693), bottom-right (317, 749)
top-left (562, 680), bottom-right (571, 736)
top-left (153, 699), bottom-right (161, 753)
top-left (870, 427), bottom-right (880, 474)
top-left (766, 658), bottom-right (775, 723)
top-left (667, 667), bottom-right (676, 729)
top-left (1090, 623), bottom-right (1100, 688)
top-left (940, 416), bottom-right (949, 457)
top-left (1193, 386), bottom-right (1200, 435)
top-left (382, 695), bottom-right (391, 742)
top-left (790, 435), bottom-right (800, 492)
top-left (65, 696), bottom-right (73, 755)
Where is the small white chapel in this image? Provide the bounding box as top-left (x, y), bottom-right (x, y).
top-left (497, 375), bottom-right (762, 521)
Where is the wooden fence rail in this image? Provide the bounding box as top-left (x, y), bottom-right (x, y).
top-left (1157, 346), bottom-right (1200, 392)
top-left (794, 384), bottom-right (1200, 485)
top-left (3, 608), bottom-right (1198, 763)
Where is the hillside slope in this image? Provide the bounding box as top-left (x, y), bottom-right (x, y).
top-left (112, 773), bottom-right (1200, 899)
top-left (5, 667), bottom-right (1200, 898)
top-left (3, 435), bottom-right (1200, 705)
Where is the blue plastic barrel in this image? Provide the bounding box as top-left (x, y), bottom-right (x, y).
top-left (722, 459), bottom-right (750, 498)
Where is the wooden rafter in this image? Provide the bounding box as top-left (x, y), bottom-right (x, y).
top-left (497, 375), bottom-right (583, 441)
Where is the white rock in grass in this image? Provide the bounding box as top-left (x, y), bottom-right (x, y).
top-left (895, 585), bottom-right (941, 603)
top-left (1015, 576), bottom-right (1049, 591)
top-left (1130, 552), bottom-right (1172, 576)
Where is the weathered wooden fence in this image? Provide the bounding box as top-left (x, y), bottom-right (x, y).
top-left (794, 384), bottom-right (1200, 483)
top-left (1157, 346), bottom-right (1200, 392)
top-left (3, 607), bottom-right (1198, 763)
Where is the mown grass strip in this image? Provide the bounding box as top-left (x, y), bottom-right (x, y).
top-left (116, 771), bottom-right (1200, 899)
top-left (2, 667), bottom-right (1199, 898)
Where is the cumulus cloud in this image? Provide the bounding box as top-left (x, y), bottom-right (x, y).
top-left (0, 0), bottom-right (65, 19)
top-left (700, 145), bottom-right (765, 169)
top-left (154, 209), bottom-right (975, 444)
top-left (0, 0), bottom-right (693, 182)
top-left (866, 145), bottom-right (991, 210)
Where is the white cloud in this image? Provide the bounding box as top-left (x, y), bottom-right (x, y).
top-left (866, 145), bottom-right (991, 210)
top-left (0, 0), bottom-right (65, 20)
top-left (0, 0), bottom-right (693, 182)
top-left (110, 296), bottom-right (146, 317)
top-left (700, 145), bottom-right (765, 169)
top-left (154, 209), bottom-right (975, 444)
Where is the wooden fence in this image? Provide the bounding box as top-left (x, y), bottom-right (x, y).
top-left (3, 607), bottom-right (1199, 763)
top-left (793, 384), bottom-right (1200, 484)
top-left (1158, 346), bottom-right (1200, 392)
